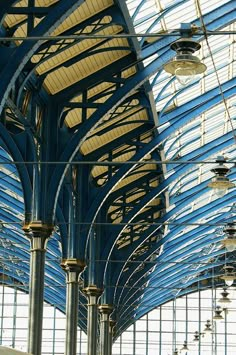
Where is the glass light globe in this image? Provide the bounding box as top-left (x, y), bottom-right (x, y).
top-left (225, 278), bottom-right (234, 287)
top-left (175, 66), bottom-right (196, 86)
top-left (225, 243), bottom-right (236, 252)
top-left (214, 187), bottom-right (228, 197)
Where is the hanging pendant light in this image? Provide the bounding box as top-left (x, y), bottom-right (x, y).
top-left (213, 306), bottom-right (224, 321)
top-left (163, 38), bottom-right (206, 85)
top-left (181, 340), bottom-right (189, 352)
top-left (220, 265), bottom-right (236, 287)
top-left (203, 319), bottom-right (212, 333)
top-left (208, 156), bottom-right (235, 197)
top-left (218, 288), bottom-right (231, 304)
top-left (173, 349), bottom-right (179, 355)
top-left (193, 331), bottom-right (200, 342)
top-left (221, 223), bottom-right (236, 252)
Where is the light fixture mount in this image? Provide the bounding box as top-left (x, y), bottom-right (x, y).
top-left (224, 223), bottom-right (236, 236)
top-left (170, 38), bottom-right (201, 53)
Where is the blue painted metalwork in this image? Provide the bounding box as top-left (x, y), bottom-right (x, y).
top-left (48, 50), bottom-right (173, 223)
top-left (160, 76), bottom-right (236, 126)
top-left (84, 81), bottom-right (235, 236)
top-left (100, 135), bottom-right (234, 262)
top-left (139, 0), bottom-right (186, 47)
top-left (0, 124), bottom-right (32, 219)
top-left (0, 0), bottom-right (235, 343)
top-left (0, 1), bottom-right (85, 113)
top-left (114, 192), bottom-right (234, 318)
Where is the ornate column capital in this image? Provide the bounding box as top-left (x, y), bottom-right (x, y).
top-left (83, 285), bottom-right (103, 297)
top-left (61, 258), bottom-right (86, 283)
top-left (99, 304), bottom-right (113, 315)
top-left (61, 258), bottom-right (86, 271)
top-left (22, 221), bottom-right (54, 250)
top-left (23, 220), bottom-right (54, 235)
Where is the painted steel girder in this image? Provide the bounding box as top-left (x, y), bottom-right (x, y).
top-left (159, 78), bottom-right (236, 127)
top-left (107, 171), bottom-right (161, 205)
top-left (135, 254), bottom-right (225, 318)
top-left (138, 0), bottom-right (186, 47)
top-left (0, 1), bottom-right (85, 112)
top-left (114, 192), bottom-right (234, 316)
top-left (0, 0), bottom-right (234, 336)
top-left (115, 0), bottom-right (142, 58)
top-left (112, 227), bottom-right (163, 295)
top-left (140, 0), bottom-right (236, 66)
top-left (54, 53), bottom-right (136, 104)
top-left (39, 46), bottom-right (131, 80)
top-left (86, 125), bottom-right (153, 162)
top-left (117, 260), bottom-right (225, 335)
top-left (119, 248), bottom-right (224, 316)
top-left (0, 1), bottom-right (17, 25)
top-left (82, 79), bottom-right (235, 250)
top-left (46, 0), bottom-right (236, 234)
top-left (0, 2), bottom-right (86, 224)
top-left (118, 244), bottom-right (228, 319)
top-left (47, 50), bottom-right (173, 227)
top-left (34, 5), bottom-right (125, 56)
top-left (80, 133), bottom-right (234, 304)
top-left (0, 125), bottom-right (32, 218)
top-left (100, 132), bottom-right (235, 263)
top-left (163, 216), bottom-right (228, 256)
top-left (118, 245), bottom-right (223, 314)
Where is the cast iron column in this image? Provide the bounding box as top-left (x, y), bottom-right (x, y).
top-left (84, 285), bottom-right (103, 355)
top-left (24, 221), bottom-right (53, 355)
top-left (64, 258), bottom-right (84, 355)
top-left (99, 304), bottom-right (113, 355)
top-left (108, 319), bottom-right (116, 355)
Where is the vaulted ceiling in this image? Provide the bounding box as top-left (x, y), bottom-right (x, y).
top-left (0, 0), bottom-right (235, 336)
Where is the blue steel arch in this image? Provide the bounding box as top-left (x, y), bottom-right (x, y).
top-left (98, 134), bottom-right (235, 264)
top-left (83, 76), bottom-right (236, 233)
top-left (0, 0), bottom-right (235, 342)
top-left (46, 1), bottom-right (236, 236)
top-left (114, 205), bottom-right (234, 307)
top-left (0, 1), bottom-right (85, 112)
top-left (113, 192), bottom-right (235, 319)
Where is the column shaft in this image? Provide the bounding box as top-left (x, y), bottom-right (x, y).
top-left (84, 286), bottom-right (102, 355)
top-left (65, 271), bottom-right (79, 355)
top-left (108, 320), bottom-right (115, 355)
top-left (99, 305), bottom-right (113, 355)
top-left (25, 222), bottom-right (52, 355)
top-left (64, 259), bottom-right (84, 355)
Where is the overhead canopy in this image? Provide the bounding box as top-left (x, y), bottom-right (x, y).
top-left (0, 0), bottom-right (235, 337)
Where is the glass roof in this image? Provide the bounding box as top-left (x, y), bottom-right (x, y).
top-left (0, 0), bottom-right (235, 337)
top-left (123, 0), bottom-right (236, 323)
